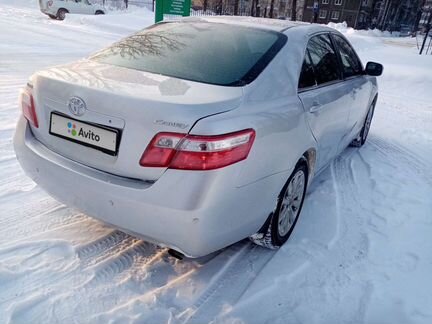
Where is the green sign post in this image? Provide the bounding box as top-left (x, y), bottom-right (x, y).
top-left (155, 0), bottom-right (191, 23)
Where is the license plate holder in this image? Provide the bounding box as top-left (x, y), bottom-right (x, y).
top-left (49, 112), bottom-right (120, 156)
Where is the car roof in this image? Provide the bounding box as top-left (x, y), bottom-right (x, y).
top-left (179, 16), bottom-right (335, 35)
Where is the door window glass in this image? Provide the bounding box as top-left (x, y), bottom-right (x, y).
top-left (307, 34), bottom-right (341, 85)
top-left (298, 49), bottom-right (316, 89)
top-left (332, 34), bottom-right (363, 78)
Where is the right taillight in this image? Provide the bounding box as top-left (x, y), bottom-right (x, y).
top-left (140, 129), bottom-right (255, 171)
top-left (20, 85), bottom-right (39, 128)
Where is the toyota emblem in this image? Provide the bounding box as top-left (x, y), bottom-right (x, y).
top-left (68, 97), bottom-right (86, 116)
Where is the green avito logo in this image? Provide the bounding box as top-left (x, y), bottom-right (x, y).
top-left (67, 122), bottom-right (77, 136)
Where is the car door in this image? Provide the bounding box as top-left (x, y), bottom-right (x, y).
top-left (62, 0), bottom-right (76, 13)
top-left (298, 33), bottom-right (352, 172)
top-left (72, 0), bottom-right (89, 14)
top-left (331, 33), bottom-right (372, 148)
top-left (81, 0), bottom-right (95, 14)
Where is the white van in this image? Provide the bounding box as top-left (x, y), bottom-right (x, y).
top-left (39, 0), bottom-right (105, 20)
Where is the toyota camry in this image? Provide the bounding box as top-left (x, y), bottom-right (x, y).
top-left (14, 17), bottom-right (383, 258)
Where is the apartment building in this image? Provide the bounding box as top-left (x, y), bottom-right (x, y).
top-left (302, 0), bottom-right (364, 27)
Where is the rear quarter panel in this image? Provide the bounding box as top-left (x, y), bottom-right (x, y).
top-left (190, 32), bottom-right (317, 189)
top-left (189, 96), bottom-right (316, 189)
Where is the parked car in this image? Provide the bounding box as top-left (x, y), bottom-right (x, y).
top-left (399, 24), bottom-right (412, 37)
top-left (14, 17), bottom-right (383, 258)
top-left (38, 0), bottom-right (105, 20)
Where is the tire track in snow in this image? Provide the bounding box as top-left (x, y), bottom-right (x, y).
top-left (76, 230), bottom-right (131, 262)
top-left (308, 151), bottom-right (373, 323)
top-left (369, 135), bottom-right (432, 185)
top-left (180, 242), bottom-right (276, 324)
top-left (331, 152), bottom-right (370, 266)
top-left (83, 240), bottom-right (156, 286)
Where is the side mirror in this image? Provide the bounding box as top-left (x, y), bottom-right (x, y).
top-left (365, 62), bottom-right (383, 76)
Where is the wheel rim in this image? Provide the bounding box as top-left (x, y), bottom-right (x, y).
top-left (59, 11), bottom-right (65, 19)
top-left (278, 170), bottom-right (305, 237)
top-left (362, 106), bottom-right (374, 141)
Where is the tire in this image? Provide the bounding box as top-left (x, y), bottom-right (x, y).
top-left (95, 10), bottom-right (105, 15)
top-left (350, 98), bottom-right (377, 147)
top-left (250, 161), bottom-right (308, 249)
top-left (57, 8), bottom-right (68, 20)
top-left (48, 14), bottom-right (57, 19)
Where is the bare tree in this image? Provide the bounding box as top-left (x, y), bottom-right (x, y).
top-left (91, 31), bottom-right (188, 60)
top-left (269, 0), bottom-right (275, 18)
top-left (234, 0), bottom-right (239, 15)
top-left (291, 0), bottom-right (297, 21)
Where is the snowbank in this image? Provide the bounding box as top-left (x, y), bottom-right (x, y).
top-left (0, 3), bottom-right (432, 324)
top-left (64, 7), bottom-right (154, 35)
top-left (328, 21), bottom-right (400, 37)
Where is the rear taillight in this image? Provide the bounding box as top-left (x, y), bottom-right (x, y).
top-left (21, 86), bottom-right (39, 128)
top-left (140, 129), bottom-right (255, 170)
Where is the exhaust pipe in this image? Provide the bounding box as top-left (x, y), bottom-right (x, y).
top-left (168, 249), bottom-right (184, 260)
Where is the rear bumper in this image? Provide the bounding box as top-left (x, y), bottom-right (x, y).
top-left (14, 117), bottom-right (287, 257)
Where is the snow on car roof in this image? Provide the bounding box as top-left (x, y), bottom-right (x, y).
top-left (179, 16), bottom-right (312, 32)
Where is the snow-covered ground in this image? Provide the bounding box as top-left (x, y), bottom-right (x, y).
top-left (1, 1), bottom-right (432, 323)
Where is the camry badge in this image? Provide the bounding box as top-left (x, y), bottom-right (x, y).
top-left (154, 120), bottom-right (189, 129)
top-left (68, 96), bottom-right (86, 116)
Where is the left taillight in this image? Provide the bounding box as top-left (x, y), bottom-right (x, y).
top-left (20, 85), bottom-right (39, 128)
top-left (140, 129), bottom-right (256, 171)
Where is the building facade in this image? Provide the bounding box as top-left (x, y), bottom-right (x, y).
top-left (302, 0), bottom-right (423, 30)
top-left (303, 0), bottom-right (369, 27)
top-left (419, 0), bottom-right (432, 27)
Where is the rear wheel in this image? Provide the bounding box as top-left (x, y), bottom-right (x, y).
top-left (95, 10), bottom-right (105, 15)
top-left (57, 8), bottom-right (68, 20)
top-left (350, 99), bottom-right (376, 147)
top-left (250, 161), bottom-right (308, 249)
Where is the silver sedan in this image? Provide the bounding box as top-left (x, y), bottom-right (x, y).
top-left (14, 17), bottom-right (383, 258)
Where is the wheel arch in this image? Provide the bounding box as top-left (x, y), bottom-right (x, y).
top-left (302, 148), bottom-right (317, 184)
top-left (57, 7), bottom-right (69, 13)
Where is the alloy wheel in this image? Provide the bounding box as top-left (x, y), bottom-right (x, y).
top-left (278, 170), bottom-right (305, 237)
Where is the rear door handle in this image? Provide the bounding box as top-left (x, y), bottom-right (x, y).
top-left (309, 101), bottom-right (323, 113)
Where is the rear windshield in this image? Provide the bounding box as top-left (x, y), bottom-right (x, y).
top-left (90, 22), bottom-right (287, 86)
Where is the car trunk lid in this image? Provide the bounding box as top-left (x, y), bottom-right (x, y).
top-left (29, 60), bottom-right (243, 181)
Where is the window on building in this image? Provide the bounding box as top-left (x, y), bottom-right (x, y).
top-left (322, 0), bottom-right (329, 4)
top-left (331, 11), bottom-right (340, 20)
top-left (334, 0), bottom-right (342, 5)
top-left (362, 0), bottom-right (368, 5)
top-left (319, 9), bottom-right (328, 19)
